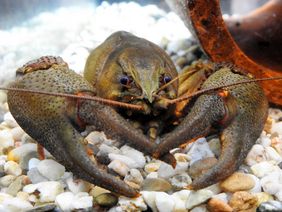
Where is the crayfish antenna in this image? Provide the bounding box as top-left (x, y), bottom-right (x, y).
top-left (0, 86), bottom-right (144, 111)
top-left (166, 76), bottom-right (282, 105)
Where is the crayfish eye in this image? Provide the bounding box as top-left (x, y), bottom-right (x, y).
top-left (163, 76), bottom-right (172, 84)
top-left (119, 76), bottom-right (130, 85)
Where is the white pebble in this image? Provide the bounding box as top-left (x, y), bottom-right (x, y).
top-left (108, 153), bottom-right (139, 169)
top-left (245, 144), bottom-right (267, 166)
top-left (186, 189), bottom-right (213, 210)
top-left (265, 146), bottom-right (282, 164)
top-left (146, 172), bottom-right (158, 179)
top-left (157, 162), bottom-right (175, 179)
top-left (259, 135), bottom-right (271, 147)
top-left (37, 159), bottom-right (66, 180)
top-left (0, 175), bottom-right (16, 187)
top-left (155, 192), bottom-right (175, 212)
top-left (247, 174), bottom-right (262, 193)
top-left (3, 112), bottom-right (18, 128)
top-left (186, 138), bottom-right (214, 165)
top-left (0, 130), bottom-right (14, 149)
top-left (28, 158), bottom-right (40, 170)
top-left (66, 175), bottom-right (91, 194)
top-left (10, 127), bottom-right (25, 141)
top-left (260, 171), bottom-right (282, 195)
top-left (72, 192), bottom-right (93, 209)
top-left (120, 145), bottom-right (146, 168)
top-left (271, 121), bottom-right (282, 135)
top-left (251, 161), bottom-right (279, 178)
top-left (275, 190), bottom-right (282, 201)
top-left (172, 190), bottom-right (191, 211)
top-left (55, 192), bottom-right (74, 211)
top-left (141, 191), bottom-right (157, 212)
top-left (108, 160), bottom-right (130, 176)
top-left (4, 161), bottom-right (22, 176)
top-left (119, 196), bottom-right (147, 211)
top-left (211, 193), bottom-right (229, 203)
top-left (2, 197), bottom-right (33, 211)
top-left (23, 181), bottom-right (64, 202)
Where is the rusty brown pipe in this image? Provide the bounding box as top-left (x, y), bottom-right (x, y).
top-left (165, 0), bottom-right (282, 106)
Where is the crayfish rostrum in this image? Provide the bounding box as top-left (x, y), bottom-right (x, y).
top-left (5, 31), bottom-right (270, 197)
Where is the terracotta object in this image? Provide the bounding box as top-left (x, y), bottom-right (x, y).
top-left (166, 0), bottom-right (282, 106)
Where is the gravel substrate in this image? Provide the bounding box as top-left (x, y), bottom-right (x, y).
top-left (0, 2), bottom-right (282, 212)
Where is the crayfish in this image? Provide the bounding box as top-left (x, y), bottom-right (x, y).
top-left (3, 31), bottom-right (280, 198)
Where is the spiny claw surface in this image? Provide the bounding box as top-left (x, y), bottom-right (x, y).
top-left (154, 67), bottom-right (268, 189)
top-left (7, 59), bottom-right (147, 197)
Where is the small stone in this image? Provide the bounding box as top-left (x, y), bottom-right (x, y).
top-left (189, 157), bottom-right (217, 179)
top-left (0, 129), bottom-right (14, 149)
top-left (174, 153), bottom-right (190, 162)
top-left (146, 172), bottom-right (158, 179)
top-left (259, 135), bottom-right (271, 147)
top-left (6, 176), bottom-right (25, 196)
top-left (27, 168), bottom-right (49, 184)
top-left (271, 137), bottom-right (282, 155)
top-left (155, 192), bottom-right (175, 212)
top-left (10, 126), bottom-right (25, 141)
top-left (24, 181), bottom-right (64, 202)
top-left (186, 138), bottom-right (215, 165)
top-left (2, 197), bottom-right (33, 211)
top-left (66, 175), bottom-right (91, 194)
top-left (124, 168), bottom-right (144, 185)
top-left (212, 193), bottom-right (229, 203)
top-left (186, 189), bottom-right (213, 209)
top-left (120, 145), bottom-right (146, 168)
top-left (141, 178), bottom-right (172, 192)
top-left (257, 200), bottom-right (282, 212)
top-left (72, 192), bottom-right (93, 210)
top-left (108, 153), bottom-right (139, 169)
top-left (28, 158), bottom-right (40, 170)
top-left (265, 146), bottom-right (282, 164)
top-left (108, 159), bottom-right (130, 176)
top-left (142, 191), bottom-right (157, 212)
top-left (95, 193), bottom-right (118, 207)
top-left (16, 191), bottom-right (29, 201)
top-left (220, 172), bottom-right (255, 192)
top-left (4, 161), bottom-right (22, 176)
top-left (89, 186), bottom-right (110, 198)
top-left (3, 112), bottom-right (18, 128)
top-left (144, 162), bottom-right (160, 173)
top-left (251, 161), bottom-right (279, 178)
top-left (271, 121), bottom-right (282, 135)
top-left (229, 191), bottom-right (257, 211)
top-left (248, 174), bottom-right (261, 193)
top-left (119, 196), bottom-right (147, 211)
top-left (7, 143), bottom-right (39, 169)
top-left (245, 144), bottom-right (267, 166)
top-left (170, 173), bottom-right (192, 190)
top-left (172, 190), bottom-right (191, 212)
top-left (55, 192), bottom-right (74, 211)
top-left (26, 203), bottom-right (56, 212)
top-left (0, 175), bottom-right (16, 187)
top-left (157, 162), bottom-right (175, 179)
top-left (190, 204), bottom-right (208, 212)
top-left (207, 198), bottom-right (232, 212)
top-left (254, 192), bottom-right (274, 206)
top-left (37, 159), bottom-right (65, 181)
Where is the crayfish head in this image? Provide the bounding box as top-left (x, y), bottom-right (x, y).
top-left (117, 46), bottom-right (178, 113)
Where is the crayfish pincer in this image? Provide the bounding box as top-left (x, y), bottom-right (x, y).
top-left (7, 56), bottom-right (159, 197)
top-left (153, 67), bottom-right (269, 189)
